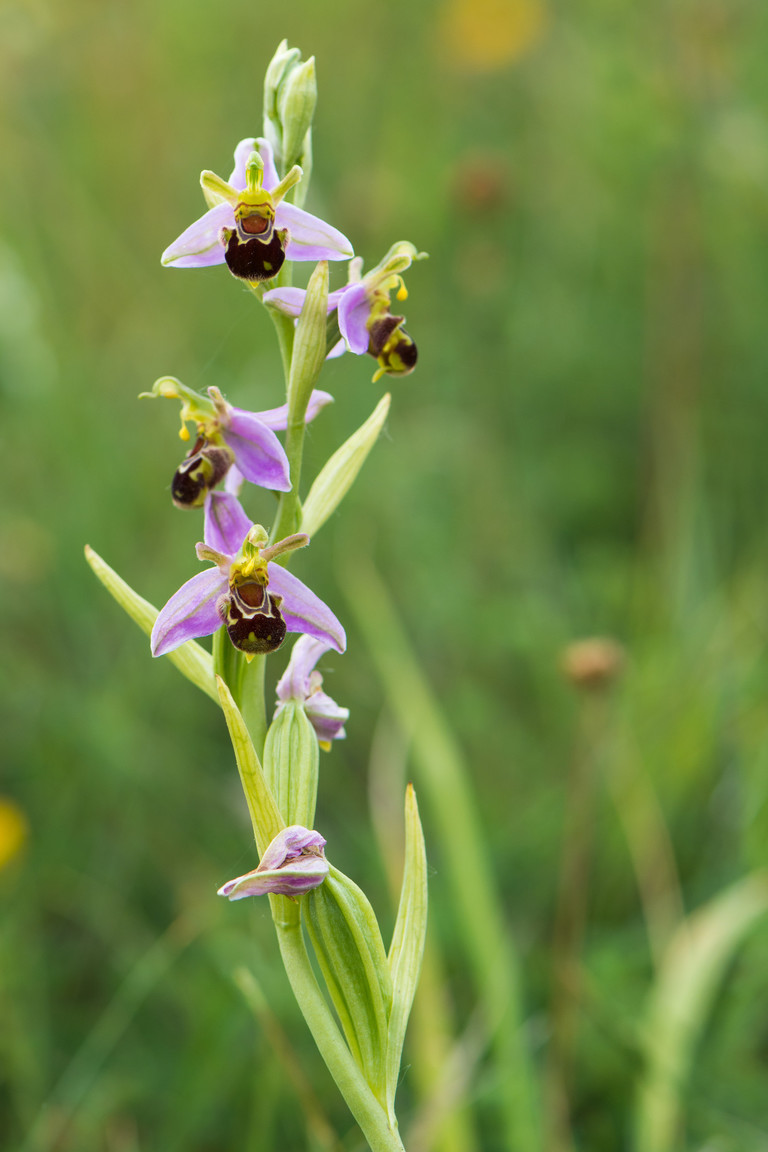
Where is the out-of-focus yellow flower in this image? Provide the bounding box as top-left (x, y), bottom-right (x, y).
top-left (440, 0), bottom-right (547, 71)
top-left (0, 798), bottom-right (28, 871)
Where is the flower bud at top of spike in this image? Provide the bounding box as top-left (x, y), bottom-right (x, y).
top-left (263, 41), bottom-right (302, 159)
top-left (218, 825), bottom-right (328, 901)
top-left (263, 42), bottom-right (316, 179)
top-left (278, 56), bottom-right (317, 175)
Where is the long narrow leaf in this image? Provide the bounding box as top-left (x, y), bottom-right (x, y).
top-left (216, 676), bottom-right (284, 854)
top-left (85, 545), bottom-right (217, 702)
top-left (301, 393), bottom-right (391, 538)
top-left (303, 866), bottom-right (393, 1105)
top-left (386, 784), bottom-right (428, 1118)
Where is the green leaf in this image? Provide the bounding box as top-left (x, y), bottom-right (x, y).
top-left (635, 870), bottom-right (768, 1152)
top-left (263, 700), bottom-right (319, 827)
top-left (303, 866), bottom-right (393, 1105)
top-left (216, 676), bottom-right (284, 855)
top-left (84, 545), bottom-right (217, 702)
top-left (385, 784), bottom-right (428, 1117)
top-left (301, 393), bottom-right (391, 538)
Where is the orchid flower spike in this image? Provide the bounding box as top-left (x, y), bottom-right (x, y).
top-left (218, 826), bottom-right (328, 900)
top-left (142, 377), bottom-right (333, 507)
top-left (276, 635), bottom-right (349, 750)
top-left (264, 241), bottom-right (427, 381)
top-left (161, 138), bottom-right (353, 282)
top-left (151, 503), bottom-right (346, 659)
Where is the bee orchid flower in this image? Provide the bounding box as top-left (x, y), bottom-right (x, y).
top-left (151, 502), bottom-right (345, 658)
top-left (264, 241), bottom-right (426, 380)
top-left (161, 137), bottom-right (353, 282)
top-left (143, 377), bottom-right (333, 507)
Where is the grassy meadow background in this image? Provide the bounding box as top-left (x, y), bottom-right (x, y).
top-left (2, 0), bottom-right (768, 1148)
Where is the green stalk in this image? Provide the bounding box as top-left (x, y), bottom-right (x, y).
top-left (272, 260), bottom-right (329, 544)
top-left (238, 654), bottom-right (268, 760)
top-left (271, 894), bottom-right (406, 1152)
top-left (212, 625), bottom-right (243, 703)
top-left (269, 298), bottom-right (296, 385)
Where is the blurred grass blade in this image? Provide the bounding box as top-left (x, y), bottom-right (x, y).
top-left (216, 676), bottom-right (284, 855)
top-left (303, 865), bottom-right (393, 1106)
top-left (635, 870), bottom-right (768, 1152)
top-left (343, 557), bottom-right (542, 1152)
top-left (85, 545), bottom-right (217, 702)
top-left (386, 784), bottom-right (428, 1117)
top-left (233, 967), bottom-right (345, 1152)
top-left (301, 393), bottom-right (391, 538)
top-left (22, 914), bottom-right (202, 1152)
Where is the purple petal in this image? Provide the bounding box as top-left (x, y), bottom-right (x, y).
top-left (337, 282), bottom-right (371, 354)
top-left (277, 202), bottom-right (354, 262)
top-left (161, 202), bottom-right (234, 268)
top-left (327, 338), bottom-right (346, 360)
top-left (218, 825), bottom-right (328, 900)
top-left (255, 389), bottom-right (334, 431)
top-left (218, 855), bottom-right (328, 899)
top-left (225, 464), bottom-right (244, 496)
top-left (223, 410), bottom-right (291, 492)
top-left (151, 568), bottom-right (227, 656)
top-left (267, 565), bottom-right (346, 652)
top-left (229, 137), bottom-right (257, 188)
top-left (254, 137), bottom-right (280, 190)
top-left (306, 692), bottom-right (349, 744)
top-left (260, 825), bottom-right (327, 869)
top-left (204, 492), bottom-right (252, 555)
top-left (277, 635), bottom-right (330, 703)
top-left (263, 285), bottom-right (347, 319)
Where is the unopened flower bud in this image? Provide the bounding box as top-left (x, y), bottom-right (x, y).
top-left (263, 41), bottom-right (316, 195)
top-left (278, 57), bottom-right (317, 177)
top-left (263, 40), bottom-right (302, 155)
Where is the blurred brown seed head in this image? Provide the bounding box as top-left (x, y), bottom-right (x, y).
top-left (560, 638), bottom-right (625, 691)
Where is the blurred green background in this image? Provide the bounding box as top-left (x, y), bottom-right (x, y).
top-left (3, 0), bottom-right (768, 1148)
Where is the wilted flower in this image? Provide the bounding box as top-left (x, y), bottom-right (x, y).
top-left (276, 635), bottom-right (348, 750)
top-left (218, 825), bottom-right (328, 900)
top-left (264, 241), bottom-right (426, 380)
top-left (161, 138), bottom-right (353, 281)
top-left (151, 505), bottom-right (345, 658)
top-left (143, 377), bottom-right (333, 506)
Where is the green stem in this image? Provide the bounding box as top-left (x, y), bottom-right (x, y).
top-left (271, 413), bottom-right (306, 542)
top-left (270, 303), bottom-right (296, 386)
top-left (271, 895), bottom-right (406, 1152)
top-left (212, 626), bottom-right (244, 704)
top-left (239, 654), bottom-right (268, 760)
